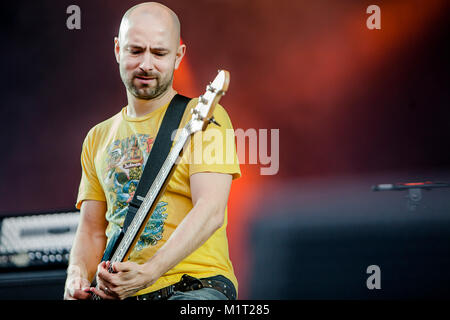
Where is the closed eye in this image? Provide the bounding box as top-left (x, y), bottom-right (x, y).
top-left (127, 46), bottom-right (144, 55)
top-left (125, 45), bottom-right (169, 56)
top-left (152, 49), bottom-right (169, 57)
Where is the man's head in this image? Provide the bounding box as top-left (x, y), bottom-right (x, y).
top-left (114, 2), bottom-right (185, 100)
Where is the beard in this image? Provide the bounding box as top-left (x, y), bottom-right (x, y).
top-left (120, 67), bottom-right (173, 100)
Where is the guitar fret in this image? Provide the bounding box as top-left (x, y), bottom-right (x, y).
top-left (111, 126), bottom-right (191, 263)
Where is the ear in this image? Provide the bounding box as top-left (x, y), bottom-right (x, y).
top-left (174, 43), bottom-right (186, 70)
top-left (114, 37), bottom-right (120, 64)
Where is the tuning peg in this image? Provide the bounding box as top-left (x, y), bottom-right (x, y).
top-left (191, 108), bottom-right (204, 120)
top-left (199, 95), bottom-right (209, 104)
top-left (208, 116), bottom-right (221, 127)
top-left (207, 83), bottom-right (216, 93)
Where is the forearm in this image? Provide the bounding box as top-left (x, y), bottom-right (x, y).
top-left (68, 229), bottom-right (107, 282)
top-left (143, 198), bottom-right (224, 281)
top-left (64, 200), bottom-right (108, 299)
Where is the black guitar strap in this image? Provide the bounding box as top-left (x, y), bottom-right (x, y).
top-left (122, 94), bottom-right (191, 233)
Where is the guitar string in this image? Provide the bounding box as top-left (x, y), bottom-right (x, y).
top-left (110, 122), bottom-right (192, 265)
top-left (93, 81), bottom-right (224, 298)
top-left (114, 89), bottom-right (220, 261)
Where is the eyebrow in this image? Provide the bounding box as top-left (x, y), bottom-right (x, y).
top-left (125, 44), bottom-right (169, 52)
top-left (151, 47), bottom-right (170, 53)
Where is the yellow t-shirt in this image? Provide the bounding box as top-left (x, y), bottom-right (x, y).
top-left (76, 98), bottom-right (241, 296)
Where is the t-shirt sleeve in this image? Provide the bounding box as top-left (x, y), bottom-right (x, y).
top-left (75, 129), bottom-right (106, 209)
top-left (188, 105), bottom-right (241, 180)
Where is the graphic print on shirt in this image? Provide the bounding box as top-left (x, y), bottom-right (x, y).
top-left (103, 133), bottom-right (168, 250)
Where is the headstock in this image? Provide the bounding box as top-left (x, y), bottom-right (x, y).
top-left (189, 70), bottom-right (230, 134)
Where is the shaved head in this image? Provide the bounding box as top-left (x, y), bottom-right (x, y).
top-left (114, 2), bottom-right (185, 102)
top-left (118, 2), bottom-right (181, 47)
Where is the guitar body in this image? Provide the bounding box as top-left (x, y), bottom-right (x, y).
top-left (88, 228), bottom-right (123, 295)
top-left (101, 229), bottom-right (124, 263)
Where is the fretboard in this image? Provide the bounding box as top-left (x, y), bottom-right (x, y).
top-left (109, 120), bottom-right (193, 265)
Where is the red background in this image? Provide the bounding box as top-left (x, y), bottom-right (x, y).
top-left (0, 0), bottom-right (449, 298)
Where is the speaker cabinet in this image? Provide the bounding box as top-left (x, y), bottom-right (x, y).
top-left (0, 269), bottom-right (67, 300)
top-left (248, 175), bottom-right (450, 299)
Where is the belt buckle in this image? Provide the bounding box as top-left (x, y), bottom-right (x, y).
top-left (180, 274), bottom-right (204, 290)
top-left (160, 285), bottom-right (174, 299)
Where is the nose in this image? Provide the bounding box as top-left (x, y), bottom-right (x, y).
top-left (139, 51), bottom-right (154, 72)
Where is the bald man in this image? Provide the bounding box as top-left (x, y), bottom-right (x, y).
top-left (63, 2), bottom-right (241, 300)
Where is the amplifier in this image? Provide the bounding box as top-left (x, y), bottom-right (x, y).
top-left (0, 210), bottom-right (79, 271)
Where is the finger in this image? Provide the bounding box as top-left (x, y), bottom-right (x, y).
top-left (64, 285), bottom-right (91, 300)
top-left (97, 261), bottom-right (110, 274)
top-left (90, 287), bottom-right (117, 300)
top-left (98, 265), bottom-right (115, 285)
top-left (95, 279), bottom-right (116, 296)
top-left (71, 288), bottom-right (92, 300)
top-left (65, 277), bottom-right (91, 300)
top-left (64, 288), bottom-right (75, 300)
top-left (98, 261), bottom-right (108, 272)
top-left (99, 284), bottom-right (120, 299)
top-left (95, 288), bottom-right (117, 300)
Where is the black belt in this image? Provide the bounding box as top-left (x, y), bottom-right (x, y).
top-left (128, 274), bottom-right (236, 301)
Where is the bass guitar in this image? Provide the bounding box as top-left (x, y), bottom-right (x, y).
top-left (90, 70), bottom-right (230, 299)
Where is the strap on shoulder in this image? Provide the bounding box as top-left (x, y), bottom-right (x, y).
top-left (123, 94), bottom-right (191, 233)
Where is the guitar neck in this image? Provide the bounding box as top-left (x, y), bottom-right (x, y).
top-left (109, 121), bottom-right (193, 265)
top-left (88, 71), bottom-right (228, 301)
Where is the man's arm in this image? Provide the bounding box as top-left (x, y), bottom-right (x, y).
top-left (148, 171), bottom-right (232, 273)
top-left (92, 172), bottom-right (232, 300)
top-left (64, 200), bottom-right (108, 300)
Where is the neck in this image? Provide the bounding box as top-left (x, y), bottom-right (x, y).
top-left (126, 87), bottom-right (177, 118)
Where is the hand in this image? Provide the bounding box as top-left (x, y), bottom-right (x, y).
top-left (64, 267), bottom-right (91, 300)
top-left (89, 261), bottom-right (153, 300)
